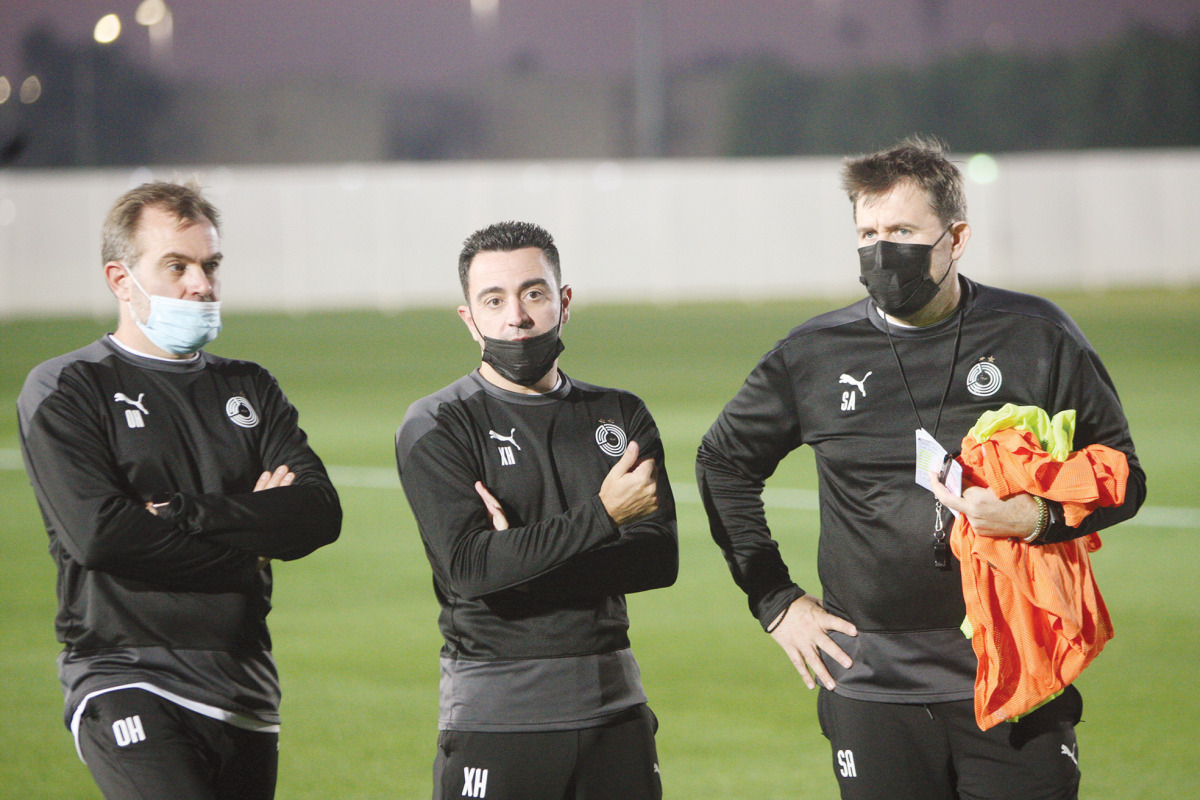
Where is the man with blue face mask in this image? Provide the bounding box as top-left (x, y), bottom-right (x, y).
top-left (17, 181), bottom-right (342, 800)
top-left (697, 136), bottom-right (1145, 800)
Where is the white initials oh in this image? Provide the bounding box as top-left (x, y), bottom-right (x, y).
top-left (112, 715), bottom-right (146, 747)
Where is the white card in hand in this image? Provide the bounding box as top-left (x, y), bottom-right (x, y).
top-left (914, 428), bottom-right (962, 513)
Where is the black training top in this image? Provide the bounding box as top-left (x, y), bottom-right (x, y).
top-left (697, 278), bottom-right (1145, 703)
top-left (18, 336), bottom-right (341, 726)
top-left (396, 370), bottom-right (678, 731)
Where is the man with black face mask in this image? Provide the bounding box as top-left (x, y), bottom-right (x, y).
top-left (395, 220), bottom-right (678, 800)
top-left (697, 136), bottom-right (1144, 800)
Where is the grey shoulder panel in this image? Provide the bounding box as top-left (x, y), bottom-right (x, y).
top-left (395, 374), bottom-right (487, 466)
top-left (17, 339), bottom-right (112, 433)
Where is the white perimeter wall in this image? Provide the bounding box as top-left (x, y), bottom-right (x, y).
top-left (1, 149), bottom-right (1197, 319)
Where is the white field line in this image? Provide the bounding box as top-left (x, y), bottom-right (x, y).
top-left (2, 450), bottom-right (1196, 530)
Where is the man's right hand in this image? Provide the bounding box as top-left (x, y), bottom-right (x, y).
top-left (254, 465), bottom-right (295, 491)
top-left (769, 594), bottom-right (857, 691)
top-left (598, 441), bottom-right (659, 526)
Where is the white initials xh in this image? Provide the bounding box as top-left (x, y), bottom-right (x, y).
top-left (462, 766), bottom-right (488, 797)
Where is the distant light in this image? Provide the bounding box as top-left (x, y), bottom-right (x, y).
top-left (94, 14), bottom-right (122, 44)
top-left (471, 0), bottom-right (499, 25)
top-left (19, 75), bottom-right (42, 104)
top-left (144, 8), bottom-right (174, 59)
top-left (967, 153), bottom-right (1000, 185)
top-left (135, 0), bottom-right (168, 27)
top-left (0, 76), bottom-right (10, 105)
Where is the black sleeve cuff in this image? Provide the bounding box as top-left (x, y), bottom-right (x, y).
top-left (757, 585), bottom-right (806, 632)
top-left (1034, 499), bottom-right (1084, 544)
top-left (154, 493), bottom-right (187, 524)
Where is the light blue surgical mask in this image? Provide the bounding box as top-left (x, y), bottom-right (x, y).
top-left (127, 268), bottom-right (222, 355)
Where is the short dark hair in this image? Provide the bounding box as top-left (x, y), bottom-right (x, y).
top-left (458, 221), bottom-right (561, 300)
top-left (101, 181), bottom-right (221, 266)
top-left (841, 134), bottom-right (967, 226)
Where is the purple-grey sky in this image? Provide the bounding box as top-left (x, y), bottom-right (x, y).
top-left (2, 0), bottom-right (1199, 88)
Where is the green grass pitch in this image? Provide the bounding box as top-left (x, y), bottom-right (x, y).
top-left (1, 287), bottom-right (1196, 798)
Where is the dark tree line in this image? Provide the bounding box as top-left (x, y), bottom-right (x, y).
top-left (3, 27), bottom-right (170, 167)
top-left (3, 24), bottom-right (1196, 168)
top-left (726, 26), bottom-right (1200, 156)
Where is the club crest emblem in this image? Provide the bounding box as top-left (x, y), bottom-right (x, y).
top-left (967, 359), bottom-right (1002, 397)
top-left (226, 396), bottom-right (259, 428)
top-left (595, 422), bottom-right (627, 457)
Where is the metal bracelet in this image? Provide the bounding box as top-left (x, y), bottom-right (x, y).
top-left (1022, 496), bottom-right (1048, 543)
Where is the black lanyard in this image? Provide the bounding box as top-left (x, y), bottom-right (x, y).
top-left (881, 306), bottom-right (965, 569)
top-left (883, 307), bottom-right (964, 439)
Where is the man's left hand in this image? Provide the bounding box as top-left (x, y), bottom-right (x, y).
top-left (929, 470), bottom-right (1040, 539)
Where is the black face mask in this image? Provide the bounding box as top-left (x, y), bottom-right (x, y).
top-left (858, 228), bottom-right (952, 318)
top-left (479, 323), bottom-right (565, 387)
